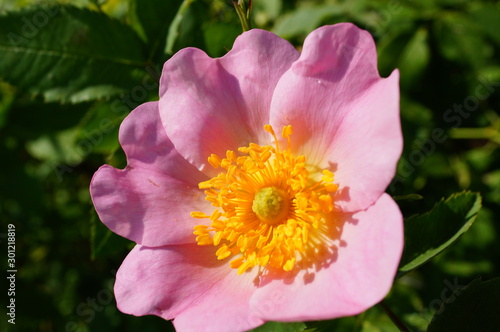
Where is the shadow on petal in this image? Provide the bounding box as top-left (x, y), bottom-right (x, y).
top-left (256, 210), bottom-right (359, 287)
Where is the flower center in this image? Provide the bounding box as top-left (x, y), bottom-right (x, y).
top-left (191, 125), bottom-right (338, 275)
top-left (252, 187), bottom-right (290, 224)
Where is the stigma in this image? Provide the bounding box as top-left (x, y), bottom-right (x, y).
top-left (252, 187), bottom-right (290, 224)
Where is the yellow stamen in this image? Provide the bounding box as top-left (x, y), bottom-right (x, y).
top-left (208, 154), bottom-right (221, 168)
top-left (191, 125), bottom-right (338, 275)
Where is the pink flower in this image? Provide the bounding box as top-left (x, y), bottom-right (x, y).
top-left (90, 23), bottom-right (403, 331)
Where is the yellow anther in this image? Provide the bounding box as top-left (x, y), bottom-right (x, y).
top-left (249, 149), bottom-right (259, 161)
top-left (216, 245), bottom-right (232, 260)
top-left (302, 227), bottom-right (309, 243)
top-left (210, 210), bottom-right (221, 221)
top-left (237, 235), bottom-right (247, 250)
top-left (230, 257), bottom-right (244, 269)
top-left (249, 143), bottom-right (262, 152)
top-left (282, 125), bottom-right (293, 139)
top-left (260, 149), bottom-right (272, 163)
top-left (212, 220), bottom-right (225, 229)
top-left (208, 154), bottom-right (221, 168)
top-left (227, 165), bottom-right (236, 180)
top-left (296, 196), bottom-right (308, 211)
top-left (264, 124), bottom-right (280, 152)
top-left (264, 124), bottom-right (275, 135)
top-left (270, 252), bottom-right (283, 267)
top-left (226, 150), bottom-right (236, 161)
top-left (325, 183), bottom-right (338, 192)
top-left (259, 255), bottom-right (270, 266)
top-left (191, 211), bottom-right (208, 218)
top-left (319, 195), bottom-right (333, 212)
top-left (322, 169), bottom-right (334, 182)
top-left (198, 181), bottom-right (213, 189)
top-left (213, 231), bottom-right (223, 246)
top-left (228, 230), bottom-right (238, 242)
top-left (237, 261), bottom-right (252, 275)
top-left (259, 245), bottom-right (274, 257)
top-left (256, 235), bottom-right (267, 248)
top-left (220, 158), bottom-right (231, 168)
top-left (283, 258), bottom-right (295, 271)
top-left (243, 158), bottom-right (257, 172)
top-left (193, 228), bottom-right (207, 236)
top-left (196, 234), bottom-right (212, 245)
top-left (238, 146), bottom-right (250, 153)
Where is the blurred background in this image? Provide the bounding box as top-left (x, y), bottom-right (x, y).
top-left (0, 0), bottom-right (499, 331)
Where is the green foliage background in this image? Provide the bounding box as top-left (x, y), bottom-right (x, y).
top-left (0, 0), bottom-right (499, 331)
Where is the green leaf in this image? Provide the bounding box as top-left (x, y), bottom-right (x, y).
top-left (272, 5), bottom-right (343, 38)
top-left (26, 127), bottom-right (83, 164)
top-left (469, 3), bottom-right (500, 46)
top-left (253, 0), bottom-right (282, 26)
top-left (0, 5), bottom-right (146, 103)
top-left (305, 318), bottom-right (355, 332)
top-left (90, 209), bottom-right (131, 260)
top-left (128, 0), bottom-right (182, 61)
top-left (203, 22), bottom-right (241, 58)
top-left (165, 0), bottom-right (206, 55)
top-left (377, 28), bottom-right (416, 78)
top-left (2, 98), bottom-right (88, 139)
top-left (250, 321), bottom-right (306, 332)
top-left (427, 278), bottom-right (500, 332)
top-left (0, 81), bottom-right (15, 129)
top-left (398, 191), bottom-right (482, 274)
top-left (434, 13), bottom-right (491, 68)
top-left (76, 102), bottom-right (122, 154)
top-left (397, 27), bottom-right (430, 90)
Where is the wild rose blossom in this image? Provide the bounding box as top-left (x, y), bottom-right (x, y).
top-left (90, 23), bottom-right (403, 331)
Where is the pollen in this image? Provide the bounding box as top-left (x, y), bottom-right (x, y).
top-left (190, 125), bottom-right (339, 275)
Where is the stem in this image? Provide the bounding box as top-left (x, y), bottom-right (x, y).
top-left (379, 301), bottom-right (413, 332)
top-left (393, 194), bottom-right (423, 201)
top-left (448, 127), bottom-right (497, 140)
top-left (233, 0), bottom-right (251, 32)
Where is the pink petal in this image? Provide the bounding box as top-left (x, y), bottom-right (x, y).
top-left (159, 29), bottom-right (299, 175)
top-left (90, 165), bottom-right (210, 246)
top-left (270, 23), bottom-right (402, 212)
top-left (90, 102), bottom-right (210, 246)
top-left (119, 101), bottom-right (206, 186)
top-left (250, 194), bottom-right (403, 321)
top-left (115, 245), bottom-right (264, 332)
top-left (328, 72), bottom-right (401, 211)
